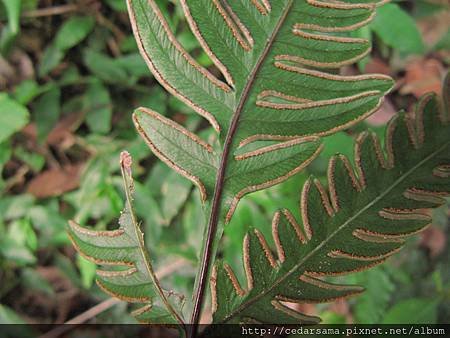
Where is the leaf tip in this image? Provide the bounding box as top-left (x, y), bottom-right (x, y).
top-left (120, 150), bottom-right (133, 174)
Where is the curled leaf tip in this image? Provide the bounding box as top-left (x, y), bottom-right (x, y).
top-left (120, 150), bottom-right (133, 173)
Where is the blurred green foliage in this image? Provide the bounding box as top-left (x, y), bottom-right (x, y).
top-left (0, 0), bottom-right (448, 326)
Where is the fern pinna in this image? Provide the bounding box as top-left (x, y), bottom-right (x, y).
top-left (67, 0), bottom-right (450, 332)
top-left (68, 152), bottom-right (185, 326)
top-left (211, 89), bottom-right (450, 325)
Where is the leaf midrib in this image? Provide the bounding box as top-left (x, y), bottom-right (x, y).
top-left (220, 138), bottom-right (450, 323)
top-left (191, 0), bottom-right (294, 324)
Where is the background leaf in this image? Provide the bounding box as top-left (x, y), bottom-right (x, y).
top-left (38, 16), bottom-right (94, 77)
top-left (382, 298), bottom-right (439, 324)
top-left (84, 80), bottom-right (112, 134)
top-left (0, 94), bottom-right (30, 143)
top-left (53, 16), bottom-right (95, 51)
top-left (371, 3), bottom-right (425, 55)
top-left (33, 86), bottom-right (61, 142)
top-left (0, 0), bottom-right (21, 55)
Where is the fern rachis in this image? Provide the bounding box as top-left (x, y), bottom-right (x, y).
top-left (67, 0), bottom-right (450, 332)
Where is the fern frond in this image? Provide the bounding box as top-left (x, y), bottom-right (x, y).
top-left (211, 89), bottom-right (450, 324)
top-left (126, 0), bottom-right (395, 324)
top-left (128, 0), bottom-right (393, 218)
top-left (68, 152), bottom-right (185, 326)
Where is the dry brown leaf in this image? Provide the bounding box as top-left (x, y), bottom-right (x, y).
top-left (419, 226), bottom-right (447, 258)
top-left (401, 58), bottom-right (445, 98)
top-left (365, 57), bottom-right (392, 76)
top-left (21, 110), bottom-right (83, 147)
top-left (27, 164), bottom-right (83, 198)
top-left (0, 49), bottom-right (34, 90)
top-left (46, 111), bottom-right (84, 147)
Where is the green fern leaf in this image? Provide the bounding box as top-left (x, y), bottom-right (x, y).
top-left (128, 0), bottom-right (393, 216)
top-left (68, 152), bottom-right (185, 326)
top-left (211, 89), bottom-right (450, 324)
top-left (126, 1), bottom-right (394, 320)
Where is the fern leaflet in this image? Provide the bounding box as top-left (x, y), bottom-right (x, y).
top-left (211, 89), bottom-right (450, 325)
top-left (68, 152), bottom-right (185, 326)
